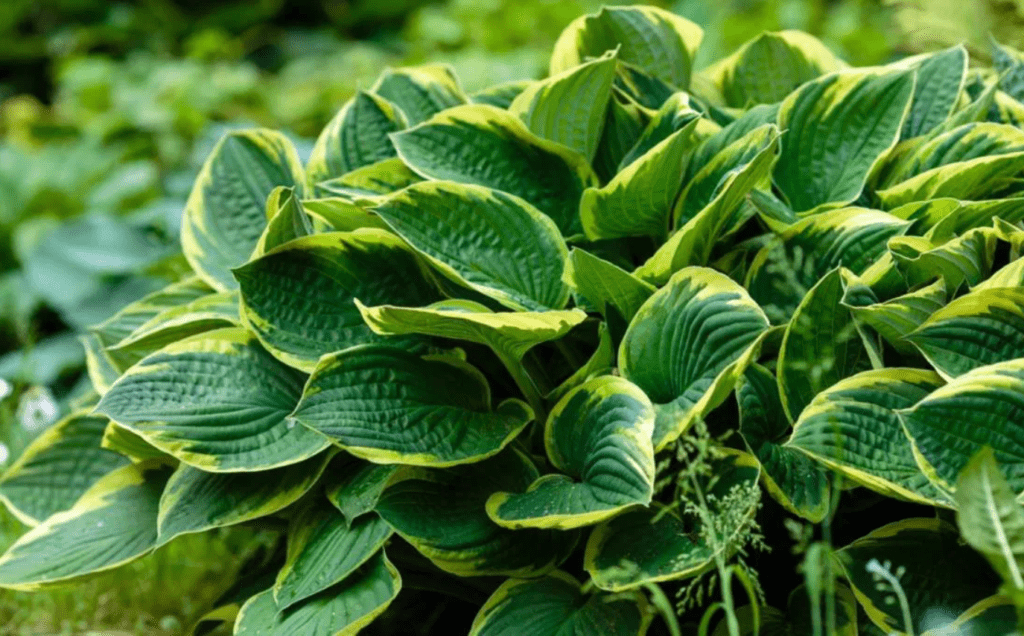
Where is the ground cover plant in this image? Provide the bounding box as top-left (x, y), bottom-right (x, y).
top-left (6, 4), bottom-right (1024, 634)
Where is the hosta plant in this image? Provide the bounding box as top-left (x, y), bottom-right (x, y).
top-left (6, 5), bottom-right (1024, 635)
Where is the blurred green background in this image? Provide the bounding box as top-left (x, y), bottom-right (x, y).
top-left (0, 0), bottom-right (1013, 632)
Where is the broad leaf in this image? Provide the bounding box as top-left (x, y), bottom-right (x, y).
top-left (371, 64), bottom-right (467, 125)
top-left (323, 456), bottom-right (399, 526)
top-left (787, 368), bottom-right (950, 505)
top-left (900, 45), bottom-right (968, 139)
top-left (842, 278), bottom-right (946, 356)
top-left (774, 69), bottom-right (915, 212)
top-left (96, 328), bottom-right (330, 472)
top-left (305, 91), bottom-right (406, 185)
top-left (181, 130), bottom-right (304, 291)
top-left (391, 104), bottom-right (598, 236)
top-left (565, 248), bottom-right (654, 328)
top-left (253, 186), bottom-right (313, 256)
top-left (371, 181), bottom-right (570, 311)
top-left (620, 267), bottom-right (770, 449)
top-left (0, 461), bottom-right (172, 590)
top-left (375, 448), bottom-right (577, 576)
top-left (0, 411), bottom-right (129, 526)
top-left (469, 571), bottom-right (648, 636)
top-left (234, 230), bottom-right (441, 371)
top-left (291, 346), bottom-right (533, 467)
top-left (486, 376), bottom-right (655, 529)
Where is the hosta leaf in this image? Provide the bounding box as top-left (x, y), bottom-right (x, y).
top-left (547, 323), bottom-right (615, 403)
top-left (774, 69), bottom-right (915, 213)
top-left (580, 118), bottom-right (701, 240)
top-left (305, 92), bottom-right (406, 185)
top-left (371, 64), bottom-right (467, 125)
top-left (274, 505), bottom-right (393, 611)
top-left (101, 422), bottom-right (167, 463)
top-left (301, 197), bottom-right (389, 232)
top-left (747, 208), bottom-right (910, 324)
top-left (955, 447), bottom-right (1024, 593)
top-left (842, 278), bottom-right (947, 356)
top-left (234, 552), bottom-right (400, 636)
top-left (356, 299), bottom-right (585, 367)
top-left (906, 287), bottom-right (1024, 378)
top-left (253, 186), bottom-right (313, 257)
top-left (622, 267), bottom-right (770, 450)
top-left (618, 92), bottom-right (699, 169)
top-left (878, 151), bottom-right (1024, 209)
top-left (994, 38), bottom-right (1024, 103)
top-left (565, 248), bottom-right (654, 328)
top-left (0, 412), bottom-right (129, 526)
top-left (614, 60), bottom-right (676, 110)
top-left (291, 345), bottom-right (532, 467)
top-left (0, 460), bottom-right (172, 590)
top-left (234, 230), bottom-right (441, 372)
top-left (882, 123), bottom-right (1024, 189)
top-left (900, 45), bottom-right (968, 139)
top-left (703, 30), bottom-right (845, 108)
top-left (920, 596), bottom-right (1018, 636)
top-left (898, 359), bottom-right (1024, 493)
top-left (95, 328), bottom-right (330, 472)
top-left (635, 124), bottom-right (781, 285)
top-left (469, 571), bottom-right (648, 636)
top-left (375, 448), bottom-right (577, 576)
top-left (550, 5), bottom-right (703, 89)
top-left (157, 453), bottom-right (331, 544)
top-left (486, 376), bottom-right (655, 530)
top-left (738, 365), bottom-right (831, 522)
top-left (509, 50), bottom-right (617, 161)
top-left (594, 94), bottom-right (648, 182)
top-left (312, 158), bottom-right (421, 202)
top-left (323, 456), bottom-right (399, 526)
top-left (889, 227), bottom-right (996, 290)
top-left (838, 518), bottom-right (999, 635)
top-left (470, 80), bottom-right (531, 109)
top-left (371, 181), bottom-right (570, 311)
top-left (585, 453), bottom-right (760, 591)
top-left (108, 291), bottom-right (240, 359)
top-left (977, 255), bottom-right (1024, 290)
top-left (181, 130), bottom-right (304, 291)
top-left (787, 368), bottom-right (950, 506)
top-left (391, 104), bottom-right (598, 237)
top-left (778, 269), bottom-right (872, 422)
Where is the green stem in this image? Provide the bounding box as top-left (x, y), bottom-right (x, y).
top-left (499, 353), bottom-right (547, 425)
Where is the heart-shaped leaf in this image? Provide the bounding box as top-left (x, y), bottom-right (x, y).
top-left (305, 92), bottom-right (406, 185)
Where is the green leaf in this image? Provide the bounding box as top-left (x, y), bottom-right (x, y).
top-left (898, 359), bottom-right (1024, 493)
top-left (95, 328), bottom-right (330, 472)
top-left (738, 365), bottom-right (832, 522)
top-left (323, 456), bottom-right (399, 526)
top-left (580, 118), bottom-right (701, 240)
top-left (371, 181), bottom-right (570, 311)
top-left (391, 104), bottom-right (598, 237)
top-left (253, 186), bottom-right (313, 257)
top-left (906, 286), bottom-right (1024, 378)
top-left (593, 94), bottom-right (648, 183)
top-left (634, 124), bottom-right (781, 285)
top-left (234, 551), bottom-right (400, 636)
top-left (920, 595), bottom-right (1018, 636)
top-left (291, 345), bottom-right (532, 467)
top-left (0, 460), bottom-right (172, 590)
top-left (312, 157), bottom-right (421, 201)
top-left (565, 248), bottom-right (655, 327)
top-left (777, 269), bottom-right (871, 422)
top-left (774, 69), bottom-right (915, 213)
top-left (469, 571), bottom-right (649, 636)
top-left (301, 197), bottom-right (388, 232)
top-left (157, 452), bottom-right (331, 544)
top-left (0, 411), bottom-right (129, 526)
top-left (842, 278), bottom-right (947, 356)
top-left (509, 50), bottom-right (617, 161)
top-left (181, 130), bottom-right (304, 291)
top-left (551, 5), bottom-right (702, 89)
top-left (878, 154), bottom-right (1024, 210)
top-left (305, 92), bottom-right (406, 185)
top-left (901, 45), bottom-right (968, 138)
top-left (888, 227), bottom-right (997, 291)
top-left (703, 30), bottom-right (845, 108)
top-left (955, 447), bottom-right (1024, 593)
top-left (376, 448), bottom-right (577, 577)
top-left (274, 505), bottom-right (393, 611)
top-left (746, 208), bottom-right (911, 324)
top-left (470, 80), bottom-right (532, 109)
top-left (838, 518), bottom-right (1000, 635)
top-left (101, 422), bottom-right (168, 463)
top-left (618, 92), bottom-right (700, 170)
top-left (787, 368), bottom-right (950, 506)
top-left (621, 267), bottom-right (770, 450)
top-left (107, 291), bottom-right (240, 359)
top-left (977, 255), bottom-right (1024, 290)
top-left (234, 230), bottom-right (441, 371)
top-left (486, 376), bottom-right (655, 530)
top-left (585, 452), bottom-right (761, 591)
top-left (371, 64), bottom-right (467, 125)
top-left (994, 38), bottom-right (1024, 103)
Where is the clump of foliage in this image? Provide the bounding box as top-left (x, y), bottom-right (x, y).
top-left (7, 4), bottom-right (1024, 635)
